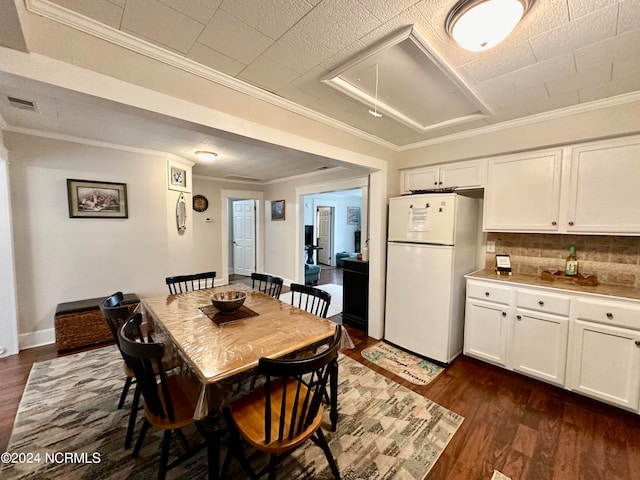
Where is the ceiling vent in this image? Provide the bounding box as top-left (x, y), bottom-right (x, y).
top-left (223, 174), bottom-right (264, 183)
top-left (6, 96), bottom-right (38, 112)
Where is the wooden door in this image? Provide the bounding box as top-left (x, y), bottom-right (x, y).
top-left (232, 199), bottom-right (255, 276)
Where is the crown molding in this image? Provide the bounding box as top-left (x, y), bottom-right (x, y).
top-left (399, 90), bottom-right (640, 151)
top-left (5, 124), bottom-right (188, 161)
top-left (25, 0), bottom-right (400, 152)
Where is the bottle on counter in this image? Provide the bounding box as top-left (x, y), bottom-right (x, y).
top-left (565, 245), bottom-right (578, 276)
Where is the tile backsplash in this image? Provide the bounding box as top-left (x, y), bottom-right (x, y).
top-left (484, 233), bottom-right (640, 288)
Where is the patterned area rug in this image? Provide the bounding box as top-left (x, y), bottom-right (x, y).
top-left (492, 471), bottom-right (512, 480)
top-left (361, 342), bottom-right (445, 385)
top-left (2, 345), bottom-right (462, 480)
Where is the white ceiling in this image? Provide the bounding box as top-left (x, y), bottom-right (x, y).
top-left (1, 0), bottom-right (639, 181)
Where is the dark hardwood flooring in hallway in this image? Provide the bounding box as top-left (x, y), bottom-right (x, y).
top-left (2, 271), bottom-right (639, 480)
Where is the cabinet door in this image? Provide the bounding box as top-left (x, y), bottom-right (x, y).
top-left (464, 299), bottom-right (509, 366)
top-left (484, 149), bottom-right (563, 232)
top-left (439, 160), bottom-right (484, 189)
top-left (566, 136), bottom-right (640, 234)
top-left (401, 166), bottom-right (438, 193)
top-left (511, 309), bottom-right (568, 386)
top-left (567, 320), bottom-right (640, 411)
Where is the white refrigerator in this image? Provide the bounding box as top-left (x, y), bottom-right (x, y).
top-left (385, 193), bottom-right (478, 364)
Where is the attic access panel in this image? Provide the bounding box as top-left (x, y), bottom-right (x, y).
top-left (322, 26), bottom-right (491, 133)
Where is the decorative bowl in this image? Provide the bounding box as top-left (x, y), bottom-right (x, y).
top-left (211, 291), bottom-right (247, 313)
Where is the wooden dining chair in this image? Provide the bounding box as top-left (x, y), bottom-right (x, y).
top-left (165, 271), bottom-right (216, 294)
top-left (288, 283), bottom-right (331, 318)
top-left (100, 292), bottom-right (142, 449)
top-left (251, 272), bottom-right (284, 299)
top-left (221, 327), bottom-right (342, 480)
top-left (119, 313), bottom-right (208, 480)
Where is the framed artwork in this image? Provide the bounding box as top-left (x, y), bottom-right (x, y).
top-left (167, 159), bottom-right (190, 192)
top-left (67, 179), bottom-right (128, 218)
top-left (271, 200), bottom-right (285, 221)
top-left (347, 206), bottom-right (360, 225)
top-left (495, 254), bottom-right (512, 275)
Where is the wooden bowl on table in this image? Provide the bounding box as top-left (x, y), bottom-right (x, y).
top-left (211, 291), bottom-right (247, 313)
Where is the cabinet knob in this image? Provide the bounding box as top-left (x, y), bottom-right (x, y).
top-left (485, 292), bottom-right (490, 296)
top-left (568, 221), bottom-right (575, 226)
top-left (516, 315), bottom-right (522, 320)
top-left (538, 300), bottom-right (544, 306)
top-left (636, 340), bottom-right (640, 346)
top-left (502, 311), bottom-right (507, 317)
top-left (606, 312), bottom-right (614, 319)
top-left (438, 181), bottom-right (443, 185)
top-left (551, 221), bottom-right (557, 226)
top-left (434, 182), bottom-right (438, 185)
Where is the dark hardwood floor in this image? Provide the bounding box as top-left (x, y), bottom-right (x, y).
top-left (2, 281), bottom-right (639, 479)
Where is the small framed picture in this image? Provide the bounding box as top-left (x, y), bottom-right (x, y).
top-left (67, 179), bottom-right (128, 218)
top-left (167, 159), bottom-right (191, 192)
top-left (347, 206), bottom-right (360, 225)
top-left (271, 200), bottom-right (285, 221)
top-left (495, 254), bottom-right (512, 275)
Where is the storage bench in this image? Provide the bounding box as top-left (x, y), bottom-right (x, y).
top-left (54, 293), bottom-right (139, 352)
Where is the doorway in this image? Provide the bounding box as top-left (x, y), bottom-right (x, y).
top-left (231, 199), bottom-right (256, 276)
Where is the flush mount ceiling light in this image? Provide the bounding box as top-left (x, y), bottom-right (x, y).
top-left (195, 150), bottom-right (218, 161)
top-left (446, 0), bottom-right (535, 51)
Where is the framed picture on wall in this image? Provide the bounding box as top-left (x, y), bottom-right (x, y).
top-left (67, 179), bottom-right (128, 218)
top-left (271, 200), bottom-right (285, 221)
top-left (167, 159), bottom-right (190, 192)
top-left (347, 206), bottom-right (360, 225)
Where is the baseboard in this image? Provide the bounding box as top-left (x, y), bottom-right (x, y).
top-left (19, 328), bottom-right (55, 350)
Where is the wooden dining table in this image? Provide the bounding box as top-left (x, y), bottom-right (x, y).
top-left (140, 283), bottom-right (339, 479)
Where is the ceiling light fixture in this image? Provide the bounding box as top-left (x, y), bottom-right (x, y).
top-left (445, 0), bottom-right (535, 52)
top-left (368, 63), bottom-right (383, 118)
top-left (195, 150), bottom-right (218, 161)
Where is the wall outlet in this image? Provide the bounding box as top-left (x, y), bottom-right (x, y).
top-left (486, 241), bottom-right (496, 253)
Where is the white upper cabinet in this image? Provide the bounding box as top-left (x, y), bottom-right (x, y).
top-left (401, 159), bottom-right (484, 194)
top-left (566, 136), bottom-right (640, 234)
top-left (483, 149), bottom-right (563, 232)
top-left (484, 134), bottom-right (640, 235)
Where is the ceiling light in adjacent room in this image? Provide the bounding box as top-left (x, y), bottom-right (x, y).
top-left (445, 0), bottom-right (534, 51)
top-left (195, 150), bottom-right (218, 161)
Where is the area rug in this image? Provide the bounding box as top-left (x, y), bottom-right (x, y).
top-left (492, 471), bottom-right (512, 480)
top-left (280, 282), bottom-right (343, 318)
top-left (1, 345), bottom-right (462, 480)
top-left (361, 342), bottom-right (445, 385)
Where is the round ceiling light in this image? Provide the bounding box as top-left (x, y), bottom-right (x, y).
top-left (195, 150), bottom-right (218, 162)
top-left (445, 0), bottom-right (534, 52)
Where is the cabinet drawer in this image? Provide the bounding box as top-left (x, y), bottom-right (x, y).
top-left (573, 298), bottom-right (640, 330)
top-left (516, 289), bottom-right (570, 316)
top-left (467, 282), bottom-right (510, 304)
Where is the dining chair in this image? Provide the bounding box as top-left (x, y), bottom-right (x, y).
top-left (165, 271), bottom-right (216, 294)
top-left (119, 313), bottom-right (208, 480)
top-left (288, 283), bottom-right (331, 318)
top-left (221, 327), bottom-right (342, 480)
top-left (251, 272), bottom-right (284, 299)
top-left (99, 292), bottom-right (142, 449)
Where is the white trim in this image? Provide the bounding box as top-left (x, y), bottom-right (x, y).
top-left (399, 91), bottom-right (640, 151)
top-left (19, 328), bottom-right (55, 350)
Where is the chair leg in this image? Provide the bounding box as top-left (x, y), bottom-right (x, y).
top-left (175, 428), bottom-right (190, 453)
top-left (125, 384), bottom-right (141, 448)
top-left (118, 376), bottom-right (133, 409)
top-left (315, 429), bottom-right (341, 480)
top-left (158, 430), bottom-right (172, 480)
top-left (268, 454), bottom-right (278, 480)
top-left (132, 419), bottom-right (150, 459)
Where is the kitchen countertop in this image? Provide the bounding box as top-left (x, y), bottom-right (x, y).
top-left (466, 269), bottom-right (640, 302)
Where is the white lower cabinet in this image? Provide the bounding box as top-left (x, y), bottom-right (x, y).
top-left (511, 308), bottom-right (568, 386)
top-left (465, 277), bottom-right (640, 414)
top-left (464, 299), bottom-right (509, 366)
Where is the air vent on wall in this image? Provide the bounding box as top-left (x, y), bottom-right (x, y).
top-left (6, 96), bottom-right (38, 112)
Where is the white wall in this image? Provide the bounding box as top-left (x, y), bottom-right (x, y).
top-left (7, 133), bottom-right (192, 348)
